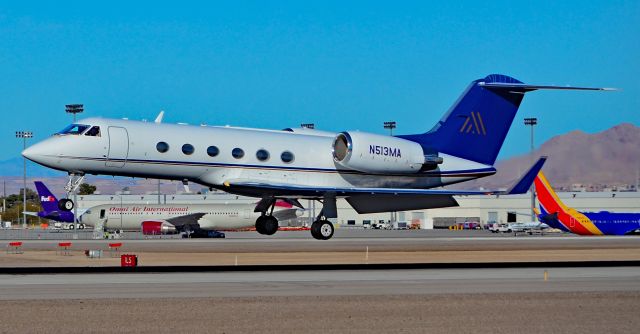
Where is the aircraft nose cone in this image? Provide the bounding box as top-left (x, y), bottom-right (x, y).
top-left (22, 145), bottom-right (36, 160)
top-left (22, 141), bottom-right (50, 165)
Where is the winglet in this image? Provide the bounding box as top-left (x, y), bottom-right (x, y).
top-left (505, 156), bottom-right (547, 195)
top-left (154, 111), bottom-right (165, 123)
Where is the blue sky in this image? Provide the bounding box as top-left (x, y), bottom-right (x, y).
top-left (1, 1), bottom-right (638, 164)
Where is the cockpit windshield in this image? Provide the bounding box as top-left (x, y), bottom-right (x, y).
top-left (57, 124), bottom-right (90, 135)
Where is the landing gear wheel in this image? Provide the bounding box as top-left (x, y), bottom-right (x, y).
top-left (255, 216), bottom-right (279, 235)
top-left (311, 220), bottom-right (334, 240)
top-left (58, 199), bottom-right (74, 211)
top-left (255, 216), bottom-right (266, 234)
top-left (262, 216), bottom-right (279, 235)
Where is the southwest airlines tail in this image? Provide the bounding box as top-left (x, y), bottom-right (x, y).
top-left (34, 181), bottom-right (60, 213)
top-left (534, 172), bottom-right (603, 235)
top-left (399, 74), bottom-right (612, 166)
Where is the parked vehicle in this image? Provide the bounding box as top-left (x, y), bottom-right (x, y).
top-left (392, 221), bottom-right (410, 230)
top-left (489, 223), bottom-right (511, 233)
top-left (62, 223), bottom-right (86, 230)
top-left (183, 230), bottom-right (226, 238)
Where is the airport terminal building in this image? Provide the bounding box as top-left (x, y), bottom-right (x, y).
top-left (75, 191), bottom-right (640, 229)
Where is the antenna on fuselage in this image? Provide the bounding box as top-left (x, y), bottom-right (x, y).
top-left (155, 111), bottom-right (165, 123)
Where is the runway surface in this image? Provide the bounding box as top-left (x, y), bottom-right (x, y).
top-left (1, 266), bottom-right (639, 300)
top-left (1, 266), bottom-right (638, 333)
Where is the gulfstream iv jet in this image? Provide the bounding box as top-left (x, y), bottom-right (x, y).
top-left (23, 74), bottom-right (611, 239)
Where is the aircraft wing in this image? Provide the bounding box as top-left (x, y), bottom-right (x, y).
top-left (272, 208), bottom-right (302, 222)
top-left (222, 157), bottom-right (547, 198)
top-left (166, 213), bottom-right (207, 228)
top-left (23, 211), bottom-right (40, 217)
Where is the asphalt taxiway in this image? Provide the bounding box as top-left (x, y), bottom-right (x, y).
top-left (1, 266), bottom-right (639, 300)
top-left (2, 230), bottom-right (639, 333)
top-left (1, 266), bottom-right (638, 333)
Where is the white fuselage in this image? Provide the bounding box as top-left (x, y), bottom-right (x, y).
top-left (23, 117), bottom-right (493, 197)
top-left (80, 203), bottom-right (296, 231)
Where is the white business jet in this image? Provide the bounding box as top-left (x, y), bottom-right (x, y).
top-left (22, 74), bottom-right (610, 239)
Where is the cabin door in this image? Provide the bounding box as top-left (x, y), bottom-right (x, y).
top-left (106, 127), bottom-right (129, 167)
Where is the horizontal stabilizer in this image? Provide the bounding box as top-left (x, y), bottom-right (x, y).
top-left (478, 82), bottom-right (616, 92)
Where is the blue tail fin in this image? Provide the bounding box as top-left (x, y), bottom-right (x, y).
top-left (399, 74), bottom-right (610, 165)
top-left (34, 181), bottom-right (59, 213)
top-left (399, 74), bottom-right (525, 165)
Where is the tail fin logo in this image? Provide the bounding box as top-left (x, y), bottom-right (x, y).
top-left (459, 111), bottom-right (487, 135)
top-left (40, 195), bottom-right (55, 202)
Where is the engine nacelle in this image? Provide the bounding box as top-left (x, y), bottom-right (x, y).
top-left (332, 131), bottom-right (426, 173)
top-left (141, 220), bottom-right (177, 235)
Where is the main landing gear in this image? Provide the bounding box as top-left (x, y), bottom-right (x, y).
top-left (252, 195), bottom-right (337, 240)
top-left (255, 215), bottom-right (279, 235)
top-left (310, 193), bottom-right (337, 240)
top-left (59, 173), bottom-right (85, 212)
top-left (311, 219), bottom-right (334, 240)
top-left (254, 198), bottom-right (279, 236)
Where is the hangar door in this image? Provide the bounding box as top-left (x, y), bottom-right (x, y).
top-left (106, 126), bottom-right (129, 168)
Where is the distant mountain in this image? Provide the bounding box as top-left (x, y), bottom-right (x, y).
top-left (456, 123), bottom-right (640, 190)
top-left (0, 157), bottom-right (66, 178)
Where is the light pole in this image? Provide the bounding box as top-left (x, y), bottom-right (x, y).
top-left (524, 117), bottom-right (538, 222)
top-left (383, 121), bottom-right (396, 136)
top-left (65, 104), bottom-right (84, 123)
top-left (383, 121), bottom-right (397, 223)
top-left (16, 131), bottom-right (33, 228)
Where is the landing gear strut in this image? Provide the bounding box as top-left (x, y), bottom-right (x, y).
top-left (254, 198), bottom-right (279, 235)
top-left (59, 173), bottom-right (85, 211)
top-left (311, 194), bottom-right (337, 240)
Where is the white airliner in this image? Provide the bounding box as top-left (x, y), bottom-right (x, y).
top-left (22, 74), bottom-right (610, 239)
top-left (79, 202), bottom-right (302, 234)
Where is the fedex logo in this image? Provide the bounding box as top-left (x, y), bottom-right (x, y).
top-left (369, 145), bottom-right (402, 158)
top-left (40, 195), bottom-right (55, 202)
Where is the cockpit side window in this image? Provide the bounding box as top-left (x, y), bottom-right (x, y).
top-left (85, 126), bottom-right (101, 137)
top-left (57, 124), bottom-right (90, 135)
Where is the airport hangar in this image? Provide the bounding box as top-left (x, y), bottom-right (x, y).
top-left (73, 190), bottom-right (640, 229)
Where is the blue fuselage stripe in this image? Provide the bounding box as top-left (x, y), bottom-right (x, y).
top-left (60, 155), bottom-right (497, 178)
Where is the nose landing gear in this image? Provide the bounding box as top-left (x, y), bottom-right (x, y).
top-left (59, 173), bottom-right (85, 212)
top-left (58, 198), bottom-right (75, 211)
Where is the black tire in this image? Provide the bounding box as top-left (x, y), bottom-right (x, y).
top-left (262, 216), bottom-right (279, 235)
top-left (311, 220), bottom-right (334, 240)
top-left (58, 199), bottom-right (74, 211)
top-left (255, 216), bottom-right (267, 235)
